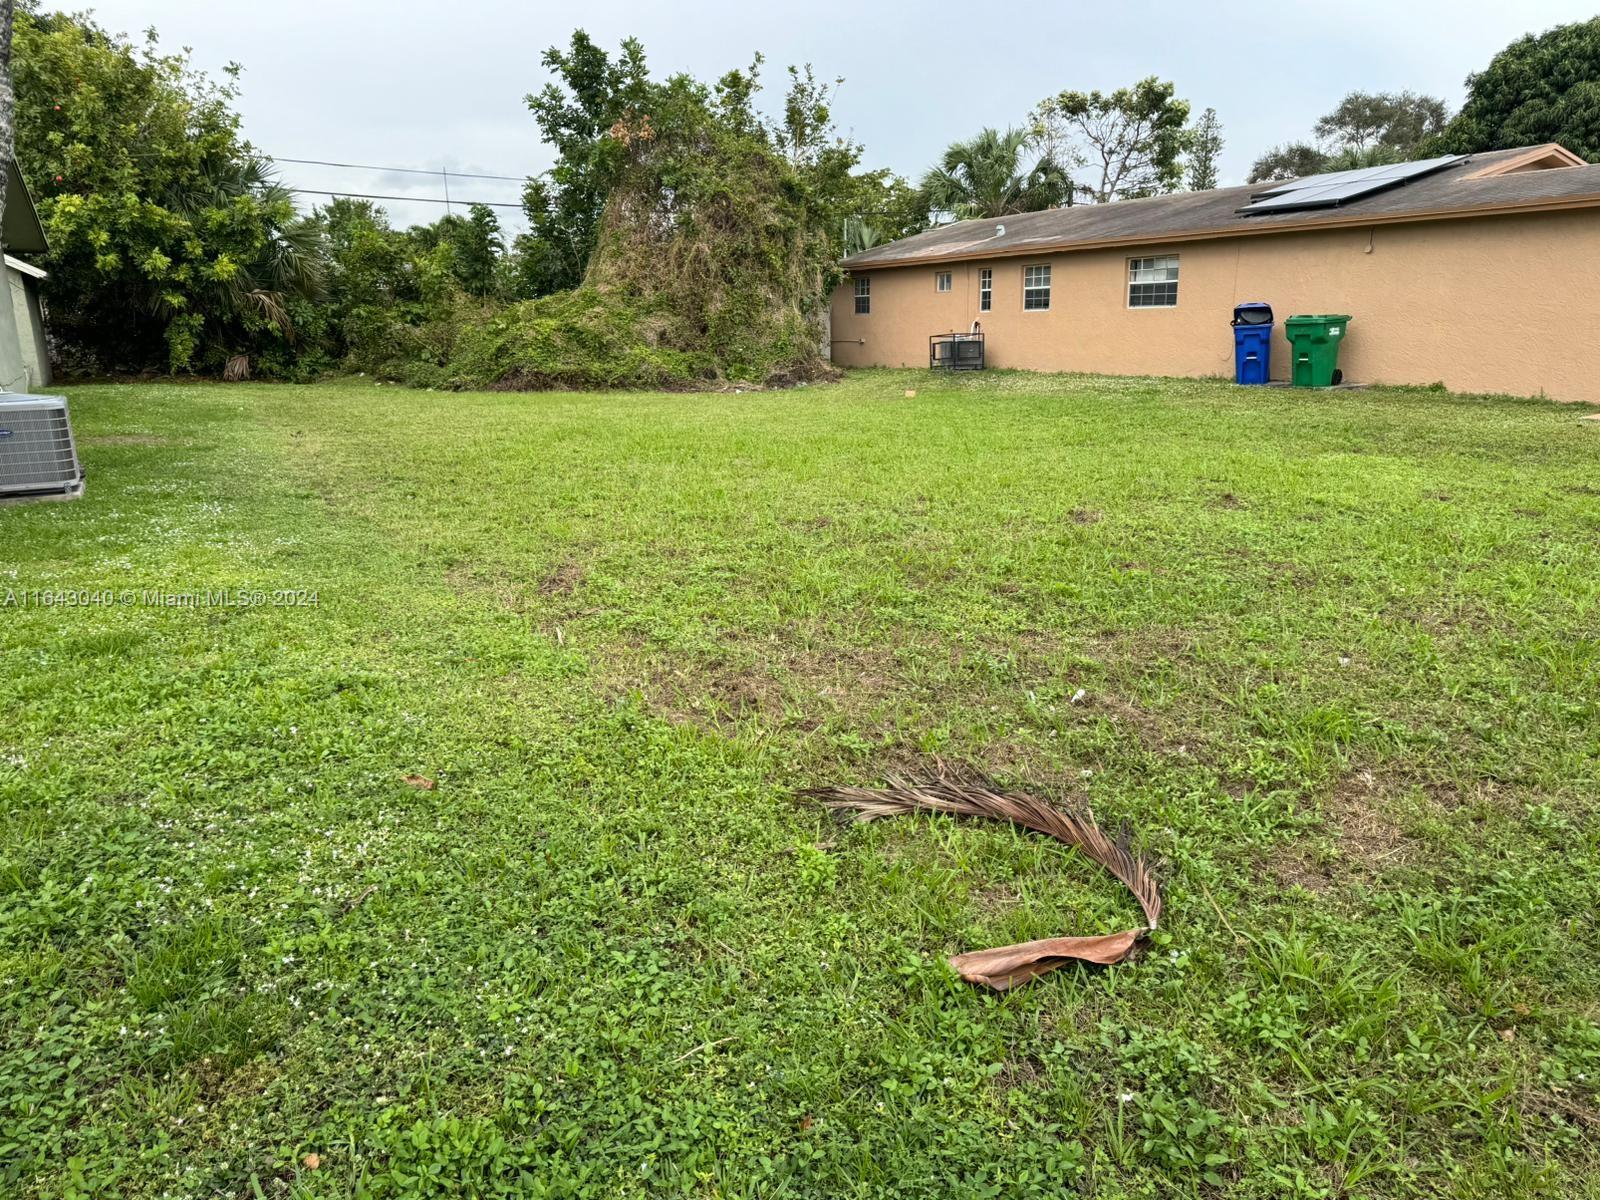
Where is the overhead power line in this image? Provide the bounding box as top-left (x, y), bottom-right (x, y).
top-left (288, 188), bottom-right (524, 210)
top-left (270, 156), bottom-right (531, 184)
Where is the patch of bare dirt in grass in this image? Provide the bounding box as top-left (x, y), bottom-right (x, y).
top-left (539, 560), bottom-right (585, 596)
top-left (1327, 769), bottom-right (1413, 866)
top-left (445, 563), bottom-right (529, 613)
top-left (1075, 691), bottom-right (1177, 753)
top-left (1269, 847), bottom-right (1336, 894)
top-left (971, 878), bottom-right (1022, 917)
top-left (621, 641), bottom-right (906, 737)
top-left (638, 658), bottom-right (787, 734)
top-left (1086, 627), bottom-right (1196, 668)
top-left (994, 1053), bottom-right (1047, 1098)
top-left (1381, 597), bottom-right (1495, 637)
top-left (1268, 770), bottom-right (1417, 893)
top-left (1070, 507), bottom-right (1102, 525)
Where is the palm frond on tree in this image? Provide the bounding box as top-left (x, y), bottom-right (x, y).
top-left (803, 776), bottom-right (1161, 990)
top-left (842, 215), bottom-right (883, 256)
top-left (921, 127), bottom-right (1073, 222)
top-left (168, 156), bottom-right (327, 349)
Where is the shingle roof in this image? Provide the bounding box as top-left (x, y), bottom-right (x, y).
top-left (843, 145), bottom-right (1600, 270)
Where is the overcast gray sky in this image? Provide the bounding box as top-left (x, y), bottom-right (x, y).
top-left (80, 0), bottom-right (1600, 232)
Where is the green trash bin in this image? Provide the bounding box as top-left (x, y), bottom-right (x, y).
top-left (1284, 314), bottom-right (1352, 387)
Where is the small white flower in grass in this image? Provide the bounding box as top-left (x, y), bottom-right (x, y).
top-left (1118, 1091), bottom-right (1136, 1104)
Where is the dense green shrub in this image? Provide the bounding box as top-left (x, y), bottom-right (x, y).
top-left (13, 10), bottom-right (323, 375)
top-left (1431, 17), bottom-right (1600, 160)
top-left (14, 11), bottom-right (923, 389)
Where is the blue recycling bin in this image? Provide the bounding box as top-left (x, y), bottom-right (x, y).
top-left (1232, 302), bottom-right (1274, 385)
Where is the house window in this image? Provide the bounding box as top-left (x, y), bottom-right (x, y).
top-left (1128, 255), bottom-right (1179, 307)
top-left (935, 271), bottom-right (952, 293)
top-left (854, 275), bottom-right (870, 315)
top-left (1023, 264), bottom-right (1051, 310)
top-left (979, 268), bottom-right (992, 312)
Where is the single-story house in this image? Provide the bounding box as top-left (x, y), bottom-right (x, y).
top-left (1, 159), bottom-right (52, 392)
top-left (831, 143), bottom-right (1600, 403)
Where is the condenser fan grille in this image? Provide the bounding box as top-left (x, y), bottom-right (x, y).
top-left (0, 396), bottom-right (85, 497)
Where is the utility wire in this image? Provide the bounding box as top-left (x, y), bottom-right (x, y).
top-left (270, 156), bottom-right (530, 183)
top-left (288, 188), bottom-right (524, 210)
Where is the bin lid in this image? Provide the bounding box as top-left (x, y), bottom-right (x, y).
top-left (1284, 314), bottom-right (1353, 323)
top-left (1232, 301), bottom-right (1273, 325)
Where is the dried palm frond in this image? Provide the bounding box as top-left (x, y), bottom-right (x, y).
top-left (803, 777), bottom-right (1162, 991)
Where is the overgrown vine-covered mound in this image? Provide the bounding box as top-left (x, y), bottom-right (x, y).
top-left (394, 72), bottom-right (843, 391)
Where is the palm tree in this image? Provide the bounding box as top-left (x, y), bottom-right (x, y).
top-left (168, 155), bottom-right (325, 346)
top-left (921, 128), bottom-right (1073, 222)
top-left (842, 215), bottom-right (884, 256)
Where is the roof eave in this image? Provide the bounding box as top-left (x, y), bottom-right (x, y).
top-left (841, 191), bottom-right (1600, 271)
top-left (1, 159), bottom-right (49, 256)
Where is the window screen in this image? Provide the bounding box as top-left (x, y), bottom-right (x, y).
top-left (854, 275), bottom-right (870, 315)
top-left (936, 271), bottom-right (952, 293)
top-left (979, 268), bottom-right (992, 312)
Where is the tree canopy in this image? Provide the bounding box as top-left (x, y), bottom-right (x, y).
top-left (1314, 91), bottom-right (1451, 155)
top-left (1248, 90), bottom-right (1452, 183)
top-left (13, 9), bottom-right (323, 373)
top-left (921, 127), bottom-right (1072, 221)
top-left (518, 32), bottom-right (651, 296)
top-left (1186, 107), bottom-right (1223, 191)
top-left (1431, 17), bottom-right (1600, 160)
top-left (1033, 77), bottom-right (1192, 202)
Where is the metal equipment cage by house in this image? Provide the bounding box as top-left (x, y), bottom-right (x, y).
top-left (929, 332), bottom-right (985, 371)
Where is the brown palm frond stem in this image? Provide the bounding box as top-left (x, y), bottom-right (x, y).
top-left (802, 778), bottom-right (1162, 990)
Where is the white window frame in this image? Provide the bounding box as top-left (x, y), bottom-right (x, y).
top-left (1023, 263), bottom-right (1051, 311)
top-left (1127, 255), bottom-right (1179, 308)
top-left (979, 268), bottom-right (992, 312)
top-left (935, 270), bottom-right (953, 293)
top-left (853, 275), bottom-right (870, 315)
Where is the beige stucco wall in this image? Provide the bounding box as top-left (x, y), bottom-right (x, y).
top-left (830, 209), bottom-right (1600, 403)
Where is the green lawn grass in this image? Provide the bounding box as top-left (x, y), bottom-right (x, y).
top-left (3, 370), bottom-right (1598, 1199)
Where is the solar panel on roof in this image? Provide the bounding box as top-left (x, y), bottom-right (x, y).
top-left (1240, 154), bottom-right (1467, 215)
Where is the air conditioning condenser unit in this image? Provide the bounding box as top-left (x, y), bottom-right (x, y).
top-left (0, 393), bottom-right (85, 500)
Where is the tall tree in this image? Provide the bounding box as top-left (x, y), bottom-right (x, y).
top-left (451, 204), bottom-right (503, 298)
top-left (920, 127), bottom-right (1073, 221)
top-left (0, 1), bottom-right (18, 391)
top-left (1314, 90), bottom-right (1450, 156)
top-left (1186, 107), bottom-right (1223, 190)
top-left (520, 31), bottom-right (651, 295)
top-left (763, 61), bottom-right (926, 251)
top-left (13, 10), bottom-right (324, 372)
top-left (1033, 77), bottom-right (1192, 202)
top-left (0, 1), bottom-right (12, 240)
top-left (1431, 17), bottom-right (1600, 160)
top-left (1250, 90), bottom-right (1453, 183)
top-left (1247, 142), bottom-right (1326, 183)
